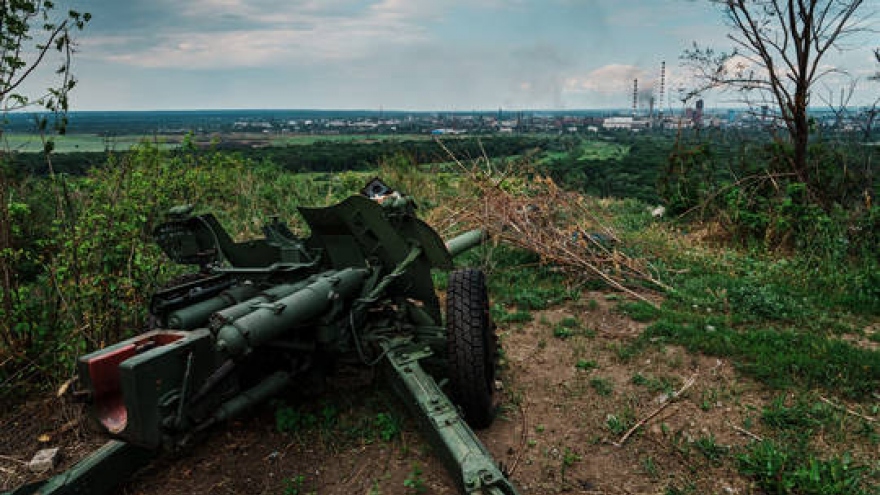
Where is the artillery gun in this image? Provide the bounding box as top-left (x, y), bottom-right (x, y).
top-left (8, 178), bottom-right (518, 495)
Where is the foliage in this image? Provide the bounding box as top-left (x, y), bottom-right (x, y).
top-left (542, 137), bottom-right (666, 203)
top-left (403, 464), bottom-right (427, 494)
top-left (0, 143), bottom-right (337, 393)
top-left (373, 412), bottom-right (401, 442)
top-left (0, 1), bottom-right (90, 118)
top-left (641, 240), bottom-right (880, 398)
top-left (738, 440), bottom-right (871, 495)
top-left (658, 130), bottom-right (879, 272)
top-left (281, 475), bottom-right (311, 495)
top-left (589, 377), bottom-right (614, 397)
top-left (0, 0), bottom-right (89, 384)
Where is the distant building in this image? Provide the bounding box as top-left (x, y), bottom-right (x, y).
top-left (602, 116), bottom-right (650, 131)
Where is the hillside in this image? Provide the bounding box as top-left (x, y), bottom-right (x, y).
top-left (0, 139), bottom-right (878, 495)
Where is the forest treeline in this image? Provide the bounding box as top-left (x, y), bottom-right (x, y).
top-left (10, 135), bottom-right (558, 177)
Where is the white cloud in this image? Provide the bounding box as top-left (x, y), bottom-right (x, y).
top-left (87, 0), bottom-right (445, 70)
top-left (565, 64), bottom-right (652, 94)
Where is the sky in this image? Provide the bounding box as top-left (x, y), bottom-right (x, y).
top-left (25, 0), bottom-right (880, 111)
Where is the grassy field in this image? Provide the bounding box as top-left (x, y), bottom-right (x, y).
top-left (269, 133), bottom-right (433, 146)
top-left (2, 133), bottom-right (176, 152)
top-left (539, 140), bottom-right (630, 164)
top-left (3, 132), bottom-right (435, 152)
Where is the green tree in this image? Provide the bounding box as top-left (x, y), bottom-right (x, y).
top-left (0, 1), bottom-right (89, 355)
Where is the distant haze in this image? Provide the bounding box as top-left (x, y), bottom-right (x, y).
top-left (24, 0), bottom-right (880, 111)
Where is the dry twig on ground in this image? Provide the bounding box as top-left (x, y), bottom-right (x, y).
top-left (612, 373), bottom-right (697, 447)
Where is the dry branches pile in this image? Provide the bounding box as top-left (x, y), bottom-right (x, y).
top-left (431, 148), bottom-right (668, 304)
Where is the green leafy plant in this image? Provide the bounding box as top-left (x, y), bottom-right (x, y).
top-left (553, 326), bottom-right (574, 339)
top-left (606, 410), bottom-right (634, 435)
top-left (575, 359), bottom-right (598, 371)
top-left (590, 377), bottom-right (614, 396)
top-left (374, 412), bottom-right (400, 442)
top-left (617, 301), bottom-right (660, 322)
top-left (275, 405), bottom-right (318, 434)
top-left (738, 441), bottom-right (870, 495)
top-left (403, 463), bottom-right (427, 494)
top-left (694, 434), bottom-right (728, 464)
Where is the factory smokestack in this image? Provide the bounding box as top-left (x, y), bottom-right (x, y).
top-left (632, 79), bottom-right (638, 118)
top-left (659, 61), bottom-right (666, 120)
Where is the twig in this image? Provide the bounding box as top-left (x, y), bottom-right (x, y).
top-left (508, 397), bottom-right (529, 476)
top-left (0, 454), bottom-right (27, 465)
top-left (613, 374), bottom-right (697, 447)
top-left (819, 396), bottom-right (877, 423)
top-left (731, 424), bottom-right (763, 442)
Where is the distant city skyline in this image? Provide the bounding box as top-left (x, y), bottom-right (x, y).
top-left (21, 0), bottom-right (880, 111)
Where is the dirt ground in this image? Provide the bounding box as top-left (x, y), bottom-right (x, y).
top-left (0, 291), bottom-right (817, 494)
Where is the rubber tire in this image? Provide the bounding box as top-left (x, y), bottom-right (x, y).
top-left (446, 268), bottom-right (496, 429)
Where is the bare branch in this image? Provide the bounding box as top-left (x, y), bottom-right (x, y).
top-left (683, 0), bottom-right (868, 182)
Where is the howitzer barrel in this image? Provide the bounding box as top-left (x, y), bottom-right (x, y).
top-left (445, 229), bottom-right (486, 258)
top-left (215, 268), bottom-right (369, 356)
top-left (208, 283), bottom-right (305, 330)
top-left (167, 285), bottom-right (259, 329)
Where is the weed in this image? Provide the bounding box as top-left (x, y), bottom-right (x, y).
top-left (575, 359), bottom-right (598, 371)
top-left (493, 307), bottom-right (533, 324)
top-left (617, 301), bottom-right (660, 322)
top-left (611, 340), bottom-right (646, 363)
top-left (275, 405), bottom-right (318, 434)
top-left (641, 456), bottom-right (659, 478)
top-left (670, 431), bottom-right (692, 458)
top-left (631, 372), bottom-right (649, 386)
top-left (761, 395), bottom-right (831, 433)
top-left (586, 299), bottom-right (599, 311)
top-left (590, 377), bottom-right (614, 396)
top-left (535, 424), bottom-right (546, 433)
top-left (513, 291), bottom-right (549, 311)
top-left (374, 412), bottom-right (400, 442)
top-left (560, 316), bottom-right (580, 328)
top-left (664, 482), bottom-right (696, 495)
top-left (694, 434), bottom-right (728, 463)
top-left (282, 475), bottom-right (310, 495)
top-left (562, 447), bottom-right (581, 467)
top-left (560, 447), bottom-right (582, 487)
top-left (738, 440), bottom-right (871, 495)
top-left (630, 373), bottom-right (676, 394)
top-left (606, 410), bottom-right (634, 435)
top-left (403, 464), bottom-right (427, 494)
top-left (646, 317), bottom-right (880, 399)
top-left (321, 404), bottom-right (338, 430)
top-left (699, 388), bottom-right (718, 411)
top-left (553, 326), bottom-right (574, 339)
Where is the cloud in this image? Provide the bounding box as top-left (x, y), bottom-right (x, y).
top-left (565, 64), bottom-right (652, 94)
top-left (80, 0), bottom-right (444, 69)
